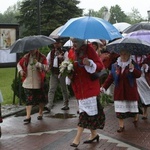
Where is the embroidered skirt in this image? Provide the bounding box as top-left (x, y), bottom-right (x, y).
top-left (24, 88), bottom-right (48, 106)
top-left (78, 98), bottom-right (105, 130)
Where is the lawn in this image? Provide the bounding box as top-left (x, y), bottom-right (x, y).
top-left (0, 67), bottom-right (19, 105)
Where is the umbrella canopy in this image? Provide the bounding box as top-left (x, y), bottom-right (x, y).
top-left (124, 30), bottom-right (150, 43)
top-left (10, 35), bottom-right (56, 53)
top-left (58, 16), bottom-right (122, 40)
top-left (88, 39), bottom-right (103, 44)
top-left (113, 22), bottom-right (131, 33)
top-left (63, 39), bottom-right (103, 47)
top-left (123, 22), bottom-right (150, 33)
top-left (63, 39), bottom-right (73, 47)
top-left (49, 25), bottom-right (63, 38)
top-left (106, 37), bottom-right (150, 55)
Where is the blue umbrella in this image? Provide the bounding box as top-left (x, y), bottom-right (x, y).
top-left (58, 16), bottom-right (122, 40)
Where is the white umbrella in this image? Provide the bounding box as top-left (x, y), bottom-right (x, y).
top-left (63, 39), bottom-right (73, 47)
top-left (63, 39), bottom-right (103, 47)
top-left (113, 22), bottom-right (131, 32)
top-left (49, 25), bottom-right (63, 38)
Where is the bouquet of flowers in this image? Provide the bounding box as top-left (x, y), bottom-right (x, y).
top-left (59, 59), bottom-right (74, 77)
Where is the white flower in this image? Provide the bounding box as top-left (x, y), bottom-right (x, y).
top-left (67, 63), bottom-right (73, 71)
top-left (59, 60), bottom-right (74, 76)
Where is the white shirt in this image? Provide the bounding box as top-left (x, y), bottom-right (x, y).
top-left (46, 50), bottom-right (68, 67)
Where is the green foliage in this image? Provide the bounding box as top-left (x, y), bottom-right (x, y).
top-left (16, 0), bottom-right (83, 36)
top-left (39, 46), bottom-right (51, 56)
top-left (0, 1), bottom-right (20, 24)
top-left (0, 68), bottom-right (16, 104)
top-left (109, 5), bottom-right (130, 24)
top-left (11, 75), bottom-right (25, 104)
top-left (99, 93), bottom-right (113, 107)
top-left (128, 8), bottom-right (144, 24)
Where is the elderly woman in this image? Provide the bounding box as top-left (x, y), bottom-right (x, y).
top-left (101, 49), bottom-right (142, 132)
top-left (68, 38), bottom-right (105, 148)
top-left (17, 49), bottom-right (48, 124)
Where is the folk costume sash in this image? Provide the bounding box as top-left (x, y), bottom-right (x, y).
top-left (50, 48), bottom-right (64, 74)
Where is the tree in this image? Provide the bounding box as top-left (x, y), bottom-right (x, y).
top-left (0, 1), bottom-right (21, 24)
top-left (109, 5), bottom-right (130, 24)
top-left (128, 8), bottom-right (144, 24)
top-left (16, 0), bottom-right (83, 36)
top-left (88, 6), bottom-right (110, 20)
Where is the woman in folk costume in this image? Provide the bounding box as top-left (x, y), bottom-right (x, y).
top-left (101, 49), bottom-right (142, 132)
top-left (17, 49), bottom-right (48, 124)
top-left (68, 38), bottom-right (105, 148)
top-left (136, 54), bottom-right (150, 119)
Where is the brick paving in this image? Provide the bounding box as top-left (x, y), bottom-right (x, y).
top-left (0, 97), bottom-right (149, 150)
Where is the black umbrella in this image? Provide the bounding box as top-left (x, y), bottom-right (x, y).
top-left (123, 22), bottom-right (150, 33)
top-left (106, 37), bottom-right (150, 55)
top-left (10, 35), bottom-right (56, 53)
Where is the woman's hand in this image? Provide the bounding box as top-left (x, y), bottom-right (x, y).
top-left (129, 62), bottom-right (134, 71)
top-left (20, 70), bottom-right (26, 77)
top-left (82, 58), bottom-right (90, 66)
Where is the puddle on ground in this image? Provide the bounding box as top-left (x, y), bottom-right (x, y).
top-left (50, 113), bottom-right (77, 119)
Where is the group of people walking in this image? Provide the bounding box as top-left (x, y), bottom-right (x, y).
top-left (17, 36), bottom-right (150, 148)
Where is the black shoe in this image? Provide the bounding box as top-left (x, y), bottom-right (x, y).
top-left (70, 142), bottom-right (80, 148)
top-left (37, 116), bottom-right (43, 120)
top-left (23, 117), bottom-right (31, 124)
top-left (61, 106), bottom-right (69, 110)
top-left (44, 106), bottom-right (51, 113)
top-left (117, 126), bottom-right (125, 133)
top-left (83, 135), bottom-right (99, 143)
top-left (142, 116), bottom-right (148, 120)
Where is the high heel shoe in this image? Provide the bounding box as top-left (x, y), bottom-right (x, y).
top-left (117, 126), bottom-right (125, 133)
top-left (70, 142), bottom-right (80, 147)
top-left (37, 116), bottom-right (43, 120)
top-left (83, 135), bottom-right (99, 143)
top-left (23, 117), bottom-right (31, 124)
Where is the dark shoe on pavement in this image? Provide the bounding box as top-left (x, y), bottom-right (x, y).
top-left (37, 116), bottom-right (43, 120)
top-left (133, 120), bottom-right (138, 127)
top-left (117, 126), bottom-right (125, 133)
top-left (44, 106), bottom-right (51, 113)
top-left (142, 116), bottom-right (148, 120)
top-left (61, 106), bottom-right (69, 110)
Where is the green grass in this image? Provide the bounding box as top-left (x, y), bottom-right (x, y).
top-left (0, 67), bottom-right (19, 105)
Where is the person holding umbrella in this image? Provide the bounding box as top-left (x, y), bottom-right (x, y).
top-left (68, 38), bottom-right (105, 148)
top-left (101, 49), bottom-right (142, 132)
top-left (17, 49), bottom-right (48, 124)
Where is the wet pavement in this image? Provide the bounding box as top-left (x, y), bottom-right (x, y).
top-left (0, 97), bottom-right (150, 150)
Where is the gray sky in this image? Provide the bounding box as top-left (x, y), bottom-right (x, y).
top-left (0, 0), bottom-right (150, 19)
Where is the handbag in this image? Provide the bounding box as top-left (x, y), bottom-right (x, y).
top-left (91, 69), bottom-right (108, 81)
